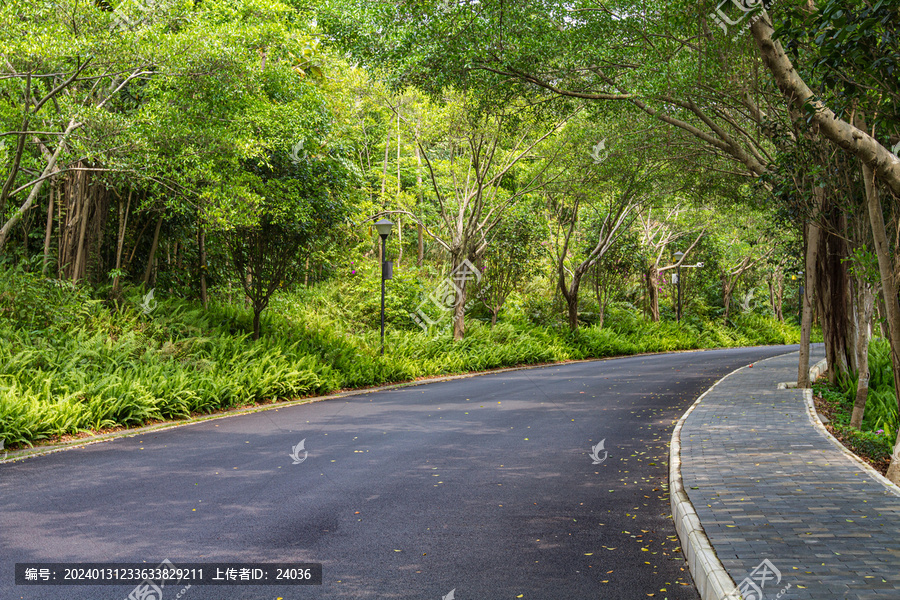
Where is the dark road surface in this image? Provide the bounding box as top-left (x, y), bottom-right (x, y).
top-left (1, 346), bottom-right (797, 600)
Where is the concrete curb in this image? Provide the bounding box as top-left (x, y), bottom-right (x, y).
top-left (803, 359), bottom-right (900, 499)
top-left (669, 351), bottom-right (801, 600)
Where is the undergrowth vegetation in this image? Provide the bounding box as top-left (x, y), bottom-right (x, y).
top-left (1, 265), bottom-right (804, 447)
top-left (814, 338), bottom-right (899, 473)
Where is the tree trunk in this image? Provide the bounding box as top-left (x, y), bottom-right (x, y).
top-left (71, 173), bottom-right (92, 282)
top-left (564, 285), bottom-right (580, 330)
top-left (199, 225), bottom-right (208, 310)
top-left (815, 209), bottom-right (852, 384)
top-left (450, 251), bottom-right (470, 341)
top-left (646, 267), bottom-right (660, 322)
top-left (396, 110), bottom-right (402, 268)
top-left (723, 278), bottom-right (733, 322)
top-left (862, 165), bottom-right (900, 484)
top-left (877, 294), bottom-right (891, 338)
top-left (253, 308), bottom-right (262, 341)
top-left (142, 213), bottom-right (164, 288)
top-left (775, 270), bottom-right (784, 322)
top-left (42, 181), bottom-right (55, 276)
top-left (452, 284), bottom-right (466, 340)
top-left (416, 146), bottom-right (424, 267)
top-left (850, 276), bottom-right (874, 428)
top-left (112, 189), bottom-right (131, 294)
top-left (798, 198), bottom-right (823, 388)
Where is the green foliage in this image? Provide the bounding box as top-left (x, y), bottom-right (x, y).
top-left (0, 264), bottom-right (804, 447)
top-left (834, 338), bottom-right (899, 435)
top-left (813, 378), bottom-right (895, 465)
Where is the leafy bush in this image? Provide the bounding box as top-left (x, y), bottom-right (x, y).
top-left (833, 338), bottom-right (898, 435)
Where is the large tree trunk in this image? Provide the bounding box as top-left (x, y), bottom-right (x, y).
top-left (850, 275), bottom-right (874, 428)
top-left (815, 207), bottom-right (853, 384)
top-left (563, 284), bottom-right (580, 331)
top-left (862, 164), bottom-right (900, 484)
top-left (798, 196), bottom-right (823, 388)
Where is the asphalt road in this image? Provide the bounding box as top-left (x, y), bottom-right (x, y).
top-left (1, 345), bottom-right (798, 600)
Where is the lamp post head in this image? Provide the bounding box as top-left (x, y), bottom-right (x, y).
top-left (674, 251), bottom-right (684, 262)
top-left (375, 218), bottom-right (394, 238)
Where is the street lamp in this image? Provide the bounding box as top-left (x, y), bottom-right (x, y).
top-left (375, 219), bottom-right (394, 355)
top-left (673, 250), bottom-right (684, 322)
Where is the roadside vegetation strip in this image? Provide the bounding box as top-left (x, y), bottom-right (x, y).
top-left (810, 338), bottom-right (899, 474)
top-left (0, 266), bottom-right (805, 449)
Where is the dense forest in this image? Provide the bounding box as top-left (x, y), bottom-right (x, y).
top-left (2, 1), bottom-right (899, 478)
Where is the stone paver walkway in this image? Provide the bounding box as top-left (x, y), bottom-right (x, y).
top-left (680, 349), bottom-right (900, 599)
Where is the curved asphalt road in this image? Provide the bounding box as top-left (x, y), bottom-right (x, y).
top-left (1, 345), bottom-right (798, 600)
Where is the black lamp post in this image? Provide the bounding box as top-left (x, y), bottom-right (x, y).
top-left (674, 250), bottom-right (684, 322)
top-left (375, 219), bottom-right (394, 355)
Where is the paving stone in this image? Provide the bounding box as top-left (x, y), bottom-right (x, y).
top-left (680, 349), bottom-right (900, 599)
